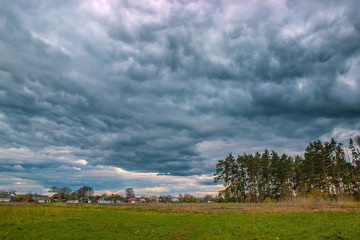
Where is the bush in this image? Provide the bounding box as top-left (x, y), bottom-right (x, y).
top-left (263, 197), bottom-right (277, 203)
top-left (307, 189), bottom-right (325, 199)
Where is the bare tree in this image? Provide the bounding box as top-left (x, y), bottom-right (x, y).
top-left (125, 188), bottom-right (135, 198)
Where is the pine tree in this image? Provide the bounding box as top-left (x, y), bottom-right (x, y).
top-left (260, 149), bottom-right (271, 200)
top-left (213, 133), bottom-right (360, 201)
top-left (270, 151), bottom-right (281, 199)
top-left (293, 155), bottom-right (305, 196)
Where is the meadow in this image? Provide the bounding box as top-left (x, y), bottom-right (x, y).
top-left (1, 202), bottom-right (359, 240)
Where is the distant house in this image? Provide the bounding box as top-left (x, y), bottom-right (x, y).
top-left (0, 193), bottom-right (10, 202)
top-left (50, 194), bottom-right (62, 202)
top-left (67, 200), bottom-right (79, 203)
top-left (171, 197), bottom-right (180, 202)
top-left (0, 192), bottom-right (16, 202)
top-left (35, 195), bottom-right (50, 203)
top-left (127, 197), bottom-right (139, 203)
top-left (98, 198), bottom-right (114, 204)
top-left (148, 196), bottom-right (159, 203)
top-left (80, 197), bottom-right (91, 203)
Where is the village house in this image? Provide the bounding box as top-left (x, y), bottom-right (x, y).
top-left (171, 197), bottom-right (180, 202)
top-left (0, 192), bottom-right (16, 202)
top-left (127, 197), bottom-right (139, 203)
top-left (80, 197), bottom-right (91, 203)
top-left (34, 195), bottom-right (50, 203)
top-left (50, 193), bottom-right (62, 202)
top-left (148, 196), bottom-right (159, 203)
top-left (98, 198), bottom-right (114, 204)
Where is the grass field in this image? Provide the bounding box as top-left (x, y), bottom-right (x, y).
top-left (1, 202), bottom-right (359, 240)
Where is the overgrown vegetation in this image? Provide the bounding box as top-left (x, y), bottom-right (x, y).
top-left (0, 203), bottom-right (359, 239)
top-left (214, 132), bottom-right (360, 202)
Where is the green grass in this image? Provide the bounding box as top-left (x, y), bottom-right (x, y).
top-left (0, 204), bottom-right (359, 240)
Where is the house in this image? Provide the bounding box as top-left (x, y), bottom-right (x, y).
top-left (80, 197), bottom-right (91, 203)
top-left (148, 196), bottom-right (159, 203)
top-left (67, 200), bottom-right (79, 203)
top-left (50, 194), bottom-right (62, 202)
top-left (0, 192), bottom-right (10, 202)
top-left (127, 197), bottom-right (139, 203)
top-left (35, 195), bottom-right (50, 203)
top-left (98, 198), bottom-right (114, 204)
top-left (0, 192), bottom-right (16, 202)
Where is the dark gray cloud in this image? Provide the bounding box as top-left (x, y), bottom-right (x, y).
top-left (1, 0), bottom-right (359, 194)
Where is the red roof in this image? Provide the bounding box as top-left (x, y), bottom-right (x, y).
top-left (127, 197), bottom-right (138, 201)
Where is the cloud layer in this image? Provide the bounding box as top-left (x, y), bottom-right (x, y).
top-left (1, 0), bottom-right (359, 195)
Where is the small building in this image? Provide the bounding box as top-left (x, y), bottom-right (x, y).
top-left (148, 196), bottom-right (159, 203)
top-left (98, 198), bottom-right (114, 204)
top-left (35, 195), bottom-right (50, 203)
top-left (127, 197), bottom-right (139, 203)
top-left (0, 192), bottom-right (16, 202)
top-left (80, 197), bottom-right (91, 203)
top-left (67, 200), bottom-right (79, 203)
top-left (50, 194), bottom-right (62, 202)
top-left (171, 197), bottom-right (180, 202)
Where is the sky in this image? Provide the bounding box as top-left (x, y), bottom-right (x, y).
top-left (1, 0), bottom-right (360, 197)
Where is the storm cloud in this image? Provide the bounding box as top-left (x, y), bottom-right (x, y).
top-left (1, 0), bottom-right (359, 195)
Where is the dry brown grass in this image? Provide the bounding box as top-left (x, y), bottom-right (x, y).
top-left (94, 199), bottom-right (360, 212)
top-left (1, 199), bottom-right (359, 212)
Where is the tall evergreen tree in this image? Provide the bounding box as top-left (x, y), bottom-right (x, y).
top-left (303, 140), bottom-right (328, 193)
top-left (214, 153), bottom-right (239, 201)
top-left (293, 155), bottom-right (305, 196)
top-left (235, 154), bottom-right (247, 202)
top-left (259, 149), bottom-right (271, 200)
top-left (214, 135), bottom-right (360, 202)
top-left (270, 151), bottom-right (281, 198)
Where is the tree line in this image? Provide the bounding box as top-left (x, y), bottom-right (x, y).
top-left (47, 186), bottom-right (215, 203)
top-left (48, 185), bottom-right (94, 200)
top-left (214, 134), bottom-right (360, 202)
top-left (7, 186), bottom-right (219, 203)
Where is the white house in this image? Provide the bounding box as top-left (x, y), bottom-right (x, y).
top-left (0, 192), bottom-right (16, 202)
top-left (98, 198), bottom-right (114, 204)
top-left (35, 195), bottom-right (50, 203)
